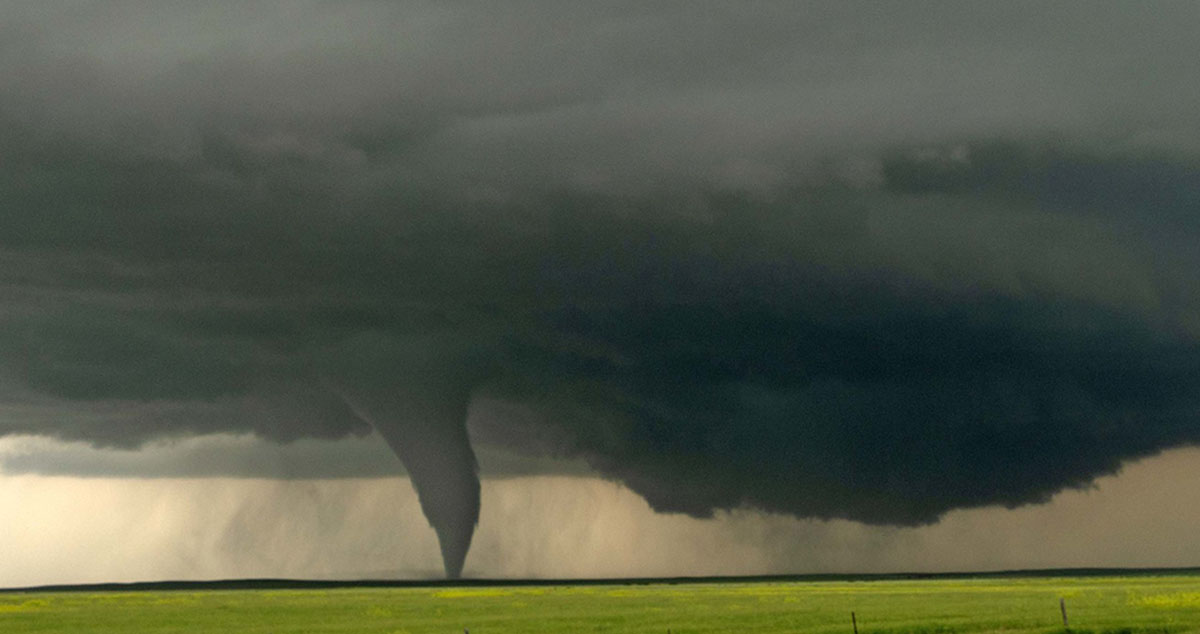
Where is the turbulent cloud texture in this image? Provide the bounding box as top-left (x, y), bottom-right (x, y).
top-left (4, 2), bottom-right (1200, 574)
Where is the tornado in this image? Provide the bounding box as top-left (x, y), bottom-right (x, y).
top-left (323, 334), bottom-right (484, 579)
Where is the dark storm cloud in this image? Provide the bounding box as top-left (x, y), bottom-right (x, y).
top-left (4, 1), bottom-right (1200, 570)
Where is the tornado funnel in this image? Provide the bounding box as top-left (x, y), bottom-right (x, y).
top-left (353, 389), bottom-right (479, 578)
top-left (323, 334), bottom-right (484, 579)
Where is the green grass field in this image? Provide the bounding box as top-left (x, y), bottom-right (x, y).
top-left (5, 574), bottom-right (1200, 633)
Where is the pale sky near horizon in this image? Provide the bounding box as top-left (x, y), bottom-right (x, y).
top-left (4, 441), bottom-right (1199, 588)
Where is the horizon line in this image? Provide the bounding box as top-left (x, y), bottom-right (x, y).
top-left (8, 566), bottom-right (1200, 594)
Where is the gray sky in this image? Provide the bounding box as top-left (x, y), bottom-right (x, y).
top-left (3, 1), bottom-right (1200, 581)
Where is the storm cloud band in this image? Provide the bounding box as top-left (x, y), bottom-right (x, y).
top-left (4, 1), bottom-right (1200, 575)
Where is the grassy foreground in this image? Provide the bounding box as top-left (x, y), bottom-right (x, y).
top-left (5, 574), bottom-right (1200, 633)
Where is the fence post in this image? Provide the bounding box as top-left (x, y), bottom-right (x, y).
top-left (852, 611), bottom-right (858, 634)
top-left (1060, 598), bottom-right (1068, 628)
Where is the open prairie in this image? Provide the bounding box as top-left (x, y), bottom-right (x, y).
top-left (4, 574), bottom-right (1200, 633)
